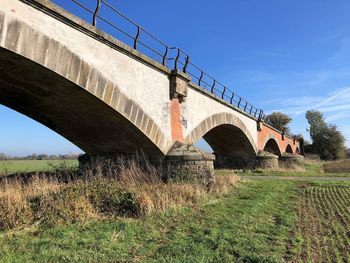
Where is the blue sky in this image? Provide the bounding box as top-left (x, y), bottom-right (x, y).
top-left (1, 0), bottom-right (350, 156)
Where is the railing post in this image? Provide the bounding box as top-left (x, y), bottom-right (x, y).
top-left (134, 26), bottom-right (140, 50)
top-left (174, 48), bottom-right (181, 70)
top-left (93, 0), bottom-right (101, 26)
top-left (230, 92), bottom-right (234, 104)
top-left (162, 46), bottom-right (168, 66)
top-left (244, 101), bottom-right (248, 111)
top-left (249, 105), bottom-right (253, 114)
top-left (222, 86), bottom-right (226, 99)
top-left (183, 55), bottom-right (190, 73)
top-left (211, 80), bottom-right (216, 93)
top-left (238, 98), bottom-right (242, 108)
top-left (198, 71), bottom-right (204, 86)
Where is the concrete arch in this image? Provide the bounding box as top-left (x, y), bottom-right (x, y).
top-left (184, 113), bottom-right (258, 168)
top-left (263, 136), bottom-right (282, 156)
top-left (0, 16), bottom-right (170, 157)
top-left (286, 144), bottom-right (293, 154)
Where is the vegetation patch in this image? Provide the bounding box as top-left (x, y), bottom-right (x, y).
top-left (0, 159), bottom-right (239, 231)
top-left (0, 159), bottom-right (78, 176)
top-left (217, 159), bottom-right (350, 178)
top-left (323, 160), bottom-right (350, 173)
top-left (0, 180), bottom-right (297, 262)
top-left (292, 182), bottom-right (350, 262)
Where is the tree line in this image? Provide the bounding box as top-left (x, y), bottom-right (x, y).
top-left (265, 110), bottom-right (349, 160)
top-left (0, 153), bottom-right (80, 161)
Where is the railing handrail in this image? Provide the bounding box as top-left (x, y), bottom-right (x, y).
top-left (60, 0), bottom-right (267, 121)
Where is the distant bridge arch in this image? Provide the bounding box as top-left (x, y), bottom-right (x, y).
top-left (286, 144), bottom-right (293, 154)
top-left (263, 136), bottom-right (282, 156)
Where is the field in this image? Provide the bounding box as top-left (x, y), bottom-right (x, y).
top-left (215, 159), bottom-right (350, 178)
top-left (2, 159), bottom-right (350, 178)
top-left (1, 160), bottom-right (350, 262)
top-left (0, 180), bottom-right (297, 262)
top-left (0, 159), bottom-right (78, 175)
top-left (324, 160), bottom-right (350, 173)
top-left (294, 183), bottom-right (350, 262)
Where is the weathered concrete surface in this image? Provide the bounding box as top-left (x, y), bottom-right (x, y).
top-left (0, 0), bottom-right (171, 156)
top-left (257, 151), bottom-right (279, 170)
top-left (0, 0), bottom-right (301, 170)
top-left (183, 86), bottom-right (258, 147)
top-left (279, 154), bottom-right (304, 169)
top-left (165, 142), bottom-right (215, 186)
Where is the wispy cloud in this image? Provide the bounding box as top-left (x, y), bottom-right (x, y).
top-left (268, 87), bottom-right (350, 118)
top-left (326, 111), bottom-right (350, 122)
top-left (267, 87), bottom-right (350, 146)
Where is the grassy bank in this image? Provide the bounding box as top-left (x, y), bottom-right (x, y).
top-left (0, 180), bottom-right (298, 262)
top-left (1, 158), bottom-right (349, 262)
top-left (0, 160), bottom-right (238, 231)
top-left (0, 160), bottom-right (78, 175)
top-left (216, 159), bottom-right (350, 178)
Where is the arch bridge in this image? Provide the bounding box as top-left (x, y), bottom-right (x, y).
top-left (0, 0), bottom-right (302, 170)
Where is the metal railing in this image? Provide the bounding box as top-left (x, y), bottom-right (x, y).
top-left (62, 0), bottom-right (266, 120)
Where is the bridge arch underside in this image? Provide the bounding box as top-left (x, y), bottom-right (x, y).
top-left (202, 124), bottom-right (257, 169)
top-left (0, 48), bottom-right (164, 159)
top-left (263, 138), bottom-right (282, 156)
top-left (286, 144), bottom-right (293, 154)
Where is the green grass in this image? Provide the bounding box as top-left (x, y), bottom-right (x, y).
top-left (216, 160), bottom-right (350, 178)
top-left (0, 159), bottom-right (78, 175)
top-left (0, 180), bottom-right (298, 262)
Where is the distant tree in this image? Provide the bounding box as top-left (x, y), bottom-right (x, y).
top-left (305, 110), bottom-right (346, 160)
top-left (303, 140), bottom-right (314, 154)
top-left (37, 154), bottom-right (48, 160)
top-left (25, 154), bottom-right (38, 160)
top-left (265, 112), bottom-right (292, 134)
top-left (347, 148), bottom-right (350, 158)
top-left (0, 153), bottom-right (7, 160)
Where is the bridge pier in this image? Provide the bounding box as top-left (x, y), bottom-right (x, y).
top-left (78, 142), bottom-right (216, 187)
top-left (165, 142), bottom-right (215, 187)
top-left (279, 154), bottom-right (304, 169)
top-left (257, 151), bottom-right (279, 170)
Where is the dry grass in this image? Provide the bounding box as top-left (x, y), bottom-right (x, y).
top-left (0, 158), bottom-right (239, 231)
top-left (278, 161), bottom-right (305, 171)
top-left (323, 159), bottom-right (350, 173)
